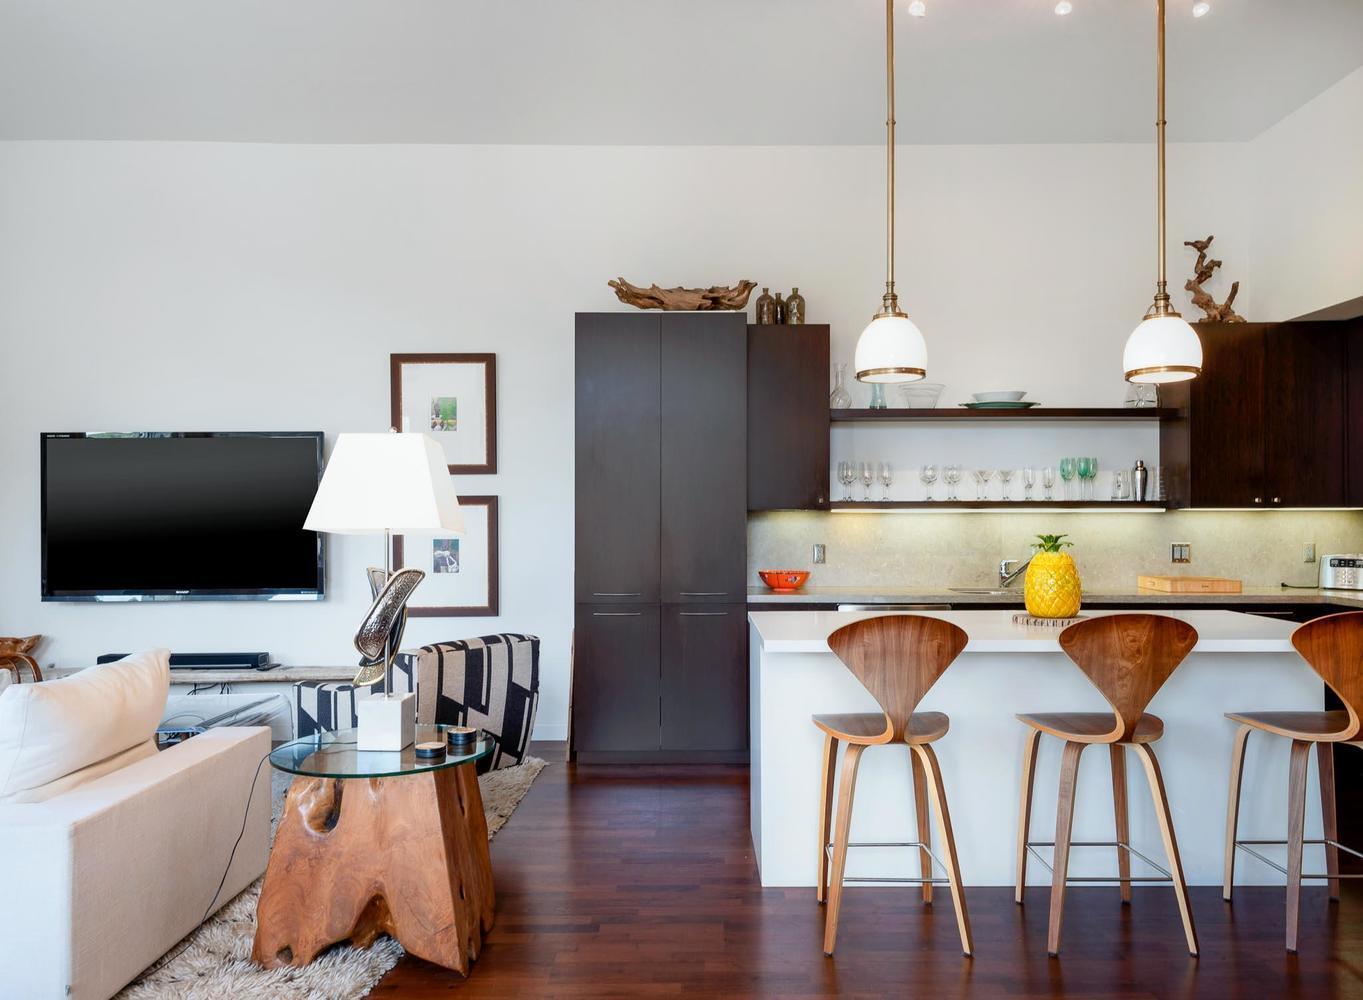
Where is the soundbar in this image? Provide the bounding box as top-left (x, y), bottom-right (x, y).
top-left (98, 651), bottom-right (273, 670)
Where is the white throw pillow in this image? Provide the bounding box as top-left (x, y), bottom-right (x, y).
top-left (0, 648), bottom-right (170, 801)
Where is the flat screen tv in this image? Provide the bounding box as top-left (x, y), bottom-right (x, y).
top-left (41, 432), bottom-right (325, 602)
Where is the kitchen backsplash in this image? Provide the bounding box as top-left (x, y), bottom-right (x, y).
top-left (748, 510), bottom-right (1363, 591)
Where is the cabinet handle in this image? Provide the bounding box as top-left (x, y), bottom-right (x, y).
top-left (680, 591), bottom-right (727, 597)
top-left (592, 612), bottom-right (642, 617)
top-left (592, 592), bottom-right (642, 597)
top-left (679, 611), bottom-right (730, 616)
top-left (1272, 497), bottom-right (1282, 504)
top-left (1253, 497), bottom-right (1263, 504)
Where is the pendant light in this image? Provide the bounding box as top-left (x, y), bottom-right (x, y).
top-left (854, 0), bottom-right (927, 384)
top-left (1122, 0), bottom-right (1202, 384)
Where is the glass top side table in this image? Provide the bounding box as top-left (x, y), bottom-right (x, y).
top-left (268, 725), bottom-right (493, 779)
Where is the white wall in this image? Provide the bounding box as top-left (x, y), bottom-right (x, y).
top-left (0, 139), bottom-right (1259, 739)
top-left (1249, 67), bottom-right (1363, 321)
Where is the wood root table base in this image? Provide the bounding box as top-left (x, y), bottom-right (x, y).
top-left (252, 764), bottom-right (494, 975)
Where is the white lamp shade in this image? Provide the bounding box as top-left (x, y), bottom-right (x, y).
top-left (1122, 314), bottom-right (1203, 383)
top-left (303, 433), bottom-right (463, 535)
top-left (854, 314), bottom-right (928, 383)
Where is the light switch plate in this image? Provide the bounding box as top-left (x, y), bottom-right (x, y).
top-left (1171, 543), bottom-right (1191, 564)
top-left (812, 543), bottom-right (826, 565)
top-left (1304, 543), bottom-right (1317, 563)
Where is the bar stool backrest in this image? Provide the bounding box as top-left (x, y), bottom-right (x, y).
top-left (1291, 611), bottom-right (1363, 741)
top-left (1058, 614), bottom-right (1199, 743)
top-left (826, 615), bottom-right (969, 743)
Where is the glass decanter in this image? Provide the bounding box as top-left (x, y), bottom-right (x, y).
top-left (829, 363), bottom-right (852, 409)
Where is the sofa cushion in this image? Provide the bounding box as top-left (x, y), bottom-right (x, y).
top-left (0, 648), bottom-right (169, 801)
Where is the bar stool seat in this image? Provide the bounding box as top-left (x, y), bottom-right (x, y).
top-left (1225, 709), bottom-right (1355, 741)
top-left (1017, 711), bottom-right (1164, 744)
top-left (813, 710), bottom-right (949, 745)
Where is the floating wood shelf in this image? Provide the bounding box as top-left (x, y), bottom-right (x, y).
top-left (828, 500), bottom-right (1169, 511)
top-left (830, 408), bottom-right (1177, 422)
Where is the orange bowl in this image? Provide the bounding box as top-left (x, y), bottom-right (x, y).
top-left (759, 569), bottom-right (810, 593)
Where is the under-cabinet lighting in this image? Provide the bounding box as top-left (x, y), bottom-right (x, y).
top-left (828, 507), bottom-right (1167, 515)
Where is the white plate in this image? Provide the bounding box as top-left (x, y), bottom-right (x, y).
top-left (971, 390), bottom-right (1027, 403)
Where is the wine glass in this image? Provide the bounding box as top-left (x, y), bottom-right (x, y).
top-left (973, 469), bottom-right (994, 501)
top-left (1087, 457), bottom-right (1099, 501)
top-left (943, 464), bottom-right (962, 501)
top-left (1022, 467), bottom-right (1037, 501)
top-left (919, 464), bottom-right (938, 501)
top-left (879, 462), bottom-right (894, 500)
top-left (1059, 457), bottom-right (1076, 501)
top-left (998, 468), bottom-right (1015, 501)
top-left (1042, 466), bottom-right (1056, 501)
top-left (1076, 457), bottom-right (1094, 500)
top-left (860, 462), bottom-right (875, 501)
top-left (835, 461), bottom-right (850, 500)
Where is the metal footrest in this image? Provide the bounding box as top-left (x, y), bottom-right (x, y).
top-left (825, 840), bottom-right (950, 885)
top-left (1026, 839), bottom-right (1173, 883)
top-left (1234, 837), bottom-right (1363, 880)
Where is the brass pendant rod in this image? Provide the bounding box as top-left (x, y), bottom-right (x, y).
top-left (885, 0), bottom-right (896, 295)
top-left (1154, 0), bottom-right (1169, 308)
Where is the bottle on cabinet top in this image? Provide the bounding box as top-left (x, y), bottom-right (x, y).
top-left (774, 292), bottom-right (787, 325)
top-left (754, 287), bottom-right (776, 326)
top-left (785, 288), bottom-right (806, 325)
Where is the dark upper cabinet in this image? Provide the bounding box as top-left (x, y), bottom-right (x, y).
top-left (1346, 320), bottom-right (1363, 507)
top-left (747, 324), bottom-right (831, 510)
top-left (660, 604), bottom-right (747, 752)
top-left (573, 604), bottom-right (661, 753)
top-left (575, 314), bottom-right (661, 603)
top-left (1161, 322), bottom-right (1345, 508)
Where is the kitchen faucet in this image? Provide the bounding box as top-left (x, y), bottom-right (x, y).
top-left (999, 557), bottom-right (1031, 588)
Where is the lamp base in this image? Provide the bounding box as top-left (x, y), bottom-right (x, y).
top-left (357, 692), bottom-right (416, 751)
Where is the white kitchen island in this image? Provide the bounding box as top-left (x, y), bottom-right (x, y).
top-left (749, 609), bottom-right (1328, 888)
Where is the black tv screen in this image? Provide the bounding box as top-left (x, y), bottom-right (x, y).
top-left (41, 432), bottom-right (325, 601)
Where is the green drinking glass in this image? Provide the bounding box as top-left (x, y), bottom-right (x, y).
top-left (1059, 457), bottom-right (1076, 501)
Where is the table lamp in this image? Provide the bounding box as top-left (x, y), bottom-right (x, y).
top-left (304, 432), bottom-right (463, 750)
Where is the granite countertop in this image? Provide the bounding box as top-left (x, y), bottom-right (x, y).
top-left (746, 584), bottom-right (1363, 608)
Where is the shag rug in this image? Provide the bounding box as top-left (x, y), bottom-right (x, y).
top-left (116, 756), bottom-right (547, 1000)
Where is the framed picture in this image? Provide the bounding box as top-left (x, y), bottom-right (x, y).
top-left (393, 495), bottom-right (499, 618)
top-left (390, 353), bottom-right (497, 474)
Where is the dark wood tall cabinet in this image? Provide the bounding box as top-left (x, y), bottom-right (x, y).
top-left (574, 312), bottom-right (749, 760)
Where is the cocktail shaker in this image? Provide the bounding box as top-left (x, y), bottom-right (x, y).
top-left (1133, 459), bottom-right (1148, 502)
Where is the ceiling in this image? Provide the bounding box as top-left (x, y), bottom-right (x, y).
top-left (1, 0), bottom-right (1360, 145)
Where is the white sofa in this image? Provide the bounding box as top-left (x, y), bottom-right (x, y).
top-left (0, 651), bottom-right (271, 1000)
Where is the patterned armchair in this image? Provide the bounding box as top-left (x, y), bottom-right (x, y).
top-left (293, 633), bottom-right (539, 773)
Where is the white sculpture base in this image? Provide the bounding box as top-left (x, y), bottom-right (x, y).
top-left (357, 692), bottom-right (416, 751)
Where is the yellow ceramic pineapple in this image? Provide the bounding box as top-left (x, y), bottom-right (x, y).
top-left (1024, 534), bottom-right (1082, 619)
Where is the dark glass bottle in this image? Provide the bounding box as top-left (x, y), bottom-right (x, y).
top-left (786, 287), bottom-right (806, 324)
top-left (774, 292), bottom-right (787, 325)
top-left (755, 287), bottom-right (775, 325)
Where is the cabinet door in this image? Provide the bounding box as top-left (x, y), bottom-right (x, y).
top-left (1264, 322), bottom-right (1345, 507)
top-left (575, 314), bottom-right (661, 603)
top-left (747, 324), bottom-right (831, 510)
top-left (1186, 323), bottom-right (1267, 507)
top-left (660, 313), bottom-right (747, 604)
top-left (660, 604), bottom-right (747, 752)
top-left (572, 604), bottom-right (660, 752)
top-left (1349, 322), bottom-right (1363, 507)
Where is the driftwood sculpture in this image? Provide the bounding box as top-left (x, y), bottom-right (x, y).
top-left (608, 278), bottom-right (757, 312)
top-left (0, 634), bottom-right (43, 683)
top-left (1184, 236), bottom-right (1245, 323)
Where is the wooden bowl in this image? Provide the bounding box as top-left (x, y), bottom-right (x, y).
top-left (759, 570), bottom-right (810, 593)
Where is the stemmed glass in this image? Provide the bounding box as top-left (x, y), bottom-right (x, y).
top-left (943, 464), bottom-right (962, 501)
top-left (998, 469), bottom-right (1015, 501)
top-left (860, 462), bottom-right (875, 501)
top-left (1022, 467), bottom-right (1037, 501)
top-left (919, 464), bottom-right (938, 501)
top-left (1076, 457), bottom-right (1095, 500)
top-left (1059, 458), bottom-right (1076, 501)
top-left (972, 469), bottom-right (994, 501)
top-left (1086, 457), bottom-right (1099, 501)
top-left (1042, 466), bottom-right (1056, 501)
top-left (836, 461), bottom-right (853, 500)
top-left (879, 462), bottom-right (894, 501)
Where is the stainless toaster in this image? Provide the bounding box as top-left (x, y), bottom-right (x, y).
top-left (1320, 554), bottom-right (1363, 590)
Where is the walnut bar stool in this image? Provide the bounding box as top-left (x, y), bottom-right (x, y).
top-left (1223, 611), bottom-right (1363, 952)
top-left (1014, 614), bottom-right (1200, 957)
top-left (816, 615), bottom-right (971, 957)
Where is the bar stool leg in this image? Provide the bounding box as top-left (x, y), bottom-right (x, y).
top-left (1110, 744), bottom-right (1132, 905)
top-left (1132, 744), bottom-right (1199, 956)
top-left (913, 744), bottom-right (973, 956)
top-left (1015, 728), bottom-right (1042, 905)
top-left (911, 748), bottom-right (934, 905)
top-left (1318, 741), bottom-right (1341, 902)
top-left (1047, 740), bottom-right (1085, 957)
top-left (1285, 739), bottom-right (1312, 953)
top-left (1223, 724), bottom-right (1252, 902)
top-left (816, 734), bottom-right (839, 904)
top-left (823, 743), bottom-right (866, 956)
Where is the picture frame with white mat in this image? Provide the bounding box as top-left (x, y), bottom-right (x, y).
top-left (390, 353), bottom-right (497, 474)
top-left (392, 495), bottom-right (499, 617)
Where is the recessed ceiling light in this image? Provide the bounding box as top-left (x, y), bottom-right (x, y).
top-left (908, 1), bottom-right (926, 17)
top-left (1192, 2), bottom-right (1210, 16)
top-left (1055, 1), bottom-right (1073, 14)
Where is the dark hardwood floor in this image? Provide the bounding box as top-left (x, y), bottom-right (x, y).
top-left (374, 759), bottom-right (1363, 998)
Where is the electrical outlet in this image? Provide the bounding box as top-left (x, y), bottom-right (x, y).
top-left (1171, 543), bottom-right (1191, 564)
top-left (812, 543), bottom-right (826, 565)
top-left (1304, 543), bottom-right (1317, 563)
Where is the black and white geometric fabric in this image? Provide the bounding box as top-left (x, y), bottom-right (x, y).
top-left (293, 658), bottom-right (416, 739)
top-left (396, 634), bottom-right (540, 773)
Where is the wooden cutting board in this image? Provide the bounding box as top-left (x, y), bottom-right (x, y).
top-left (1137, 575), bottom-right (1243, 594)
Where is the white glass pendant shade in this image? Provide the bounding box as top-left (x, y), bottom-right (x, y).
top-left (1122, 314), bottom-right (1202, 383)
top-left (854, 314), bottom-right (927, 383)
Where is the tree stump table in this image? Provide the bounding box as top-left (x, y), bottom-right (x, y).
top-left (252, 727), bottom-right (495, 975)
